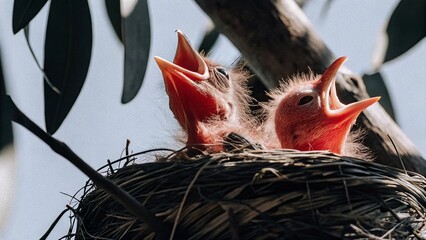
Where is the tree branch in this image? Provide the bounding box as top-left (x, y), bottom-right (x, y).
top-left (4, 95), bottom-right (172, 239)
top-left (195, 0), bottom-right (426, 175)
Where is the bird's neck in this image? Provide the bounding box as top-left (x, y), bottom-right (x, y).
top-left (186, 121), bottom-right (223, 152)
top-left (280, 124), bottom-right (352, 155)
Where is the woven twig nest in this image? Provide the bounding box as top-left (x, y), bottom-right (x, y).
top-left (71, 149), bottom-right (426, 240)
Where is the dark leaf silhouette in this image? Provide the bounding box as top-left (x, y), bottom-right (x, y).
top-left (121, 0), bottom-right (151, 103)
top-left (24, 25), bottom-right (60, 94)
top-left (0, 50), bottom-right (13, 150)
top-left (44, 0), bottom-right (92, 134)
top-left (12, 0), bottom-right (48, 34)
top-left (383, 0), bottom-right (426, 63)
top-left (198, 24), bottom-right (220, 53)
top-left (363, 72), bottom-right (396, 121)
top-left (105, 0), bottom-right (123, 42)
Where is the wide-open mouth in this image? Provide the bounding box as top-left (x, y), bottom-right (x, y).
top-left (316, 57), bottom-right (380, 122)
top-left (154, 30), bottom-right (226, 126)
top-left (173, 30), bottom-right (208, 78)
top-left (154, 30), bottom-right (209, 83)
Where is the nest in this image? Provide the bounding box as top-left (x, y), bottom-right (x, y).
top-left (68, 148), bottom-right (426, 240)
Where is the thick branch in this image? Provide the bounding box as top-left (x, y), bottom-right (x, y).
top-left (5, 96), bottom-right (172, 239)
top-left (195, 0), bottom-right (426, 175)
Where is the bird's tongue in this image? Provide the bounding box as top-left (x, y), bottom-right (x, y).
top-left (316, 57), bottom-right (380, 123)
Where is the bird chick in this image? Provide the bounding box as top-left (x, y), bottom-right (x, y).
top-left (263, 57), bottom-right (380, 156)
top-left (154, 30), bottom-right (252, 153)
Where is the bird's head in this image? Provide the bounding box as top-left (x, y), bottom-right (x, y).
top-left (154, 30), bottom-right (247, 147)
top-left (270, 57), bottom-right (380, 154)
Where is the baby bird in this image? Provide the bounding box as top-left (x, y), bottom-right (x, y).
top-left (154, 30), bottom-right (252, 152)
top-left (263, 57), bottom-right (380, 156)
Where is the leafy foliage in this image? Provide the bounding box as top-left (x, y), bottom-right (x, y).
top-left (12, 0), bottom-right (48, 33)
top-left (105, 0), bottom-right (122, 42)
top-left (121, 0), bottom-right (151, 103)
top-left (362, 72), bottom-right (396, 121)
top-left (10, 0), bottom-right (152, 132)
top-left (24, 26), bottom-right (60, 94)
top-left (43, 0), bottom-right (92, 134)
top-left (5, 0), bottom-right (424, 142)
top-left (383, 0), bottom-right (426, 63)
top-left (365, 0), bottom-right (425, 123)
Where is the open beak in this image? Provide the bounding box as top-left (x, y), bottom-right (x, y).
top-left (154, 30), bottom-right (209, 90)
top-left (154, 30), bottom-right (221, 127)
top-left (316, 56), bottom-right (380, 123)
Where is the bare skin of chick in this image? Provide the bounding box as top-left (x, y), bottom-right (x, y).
top-left (262, 57), bottom-right (380, 158)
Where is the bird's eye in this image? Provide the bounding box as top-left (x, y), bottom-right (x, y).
top-left (298, 95), bottom-right (314, 106)
top-left (215, 67), bottom-right (229, 80)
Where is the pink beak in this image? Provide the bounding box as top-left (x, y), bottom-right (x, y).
top-left (316, 57), bottom-right (380, 124)
top-left (154, 30), bottom-right (223, 129)
top-left (154, 30), bottom-right (209, 90)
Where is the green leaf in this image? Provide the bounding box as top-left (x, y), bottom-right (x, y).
top-left (363, 72), bottom-right (396, 121)
top-left (105, 0), bottom-right (123, 42)
top-left (0, 50), bottom-right (13, 151)
top-left (384, 0), bottom-right (426, 63)
top-left (198, 24), bottom-right (220, 53)
top-left (44, 0), bottom-right (92, 134)
top-left (12, 0), bottom-right (48, 34)
top-left (121, 0), bottom-right (151, 103)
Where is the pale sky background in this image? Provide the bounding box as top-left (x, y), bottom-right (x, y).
top-left (0, 0), bottom-right (425, 239)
